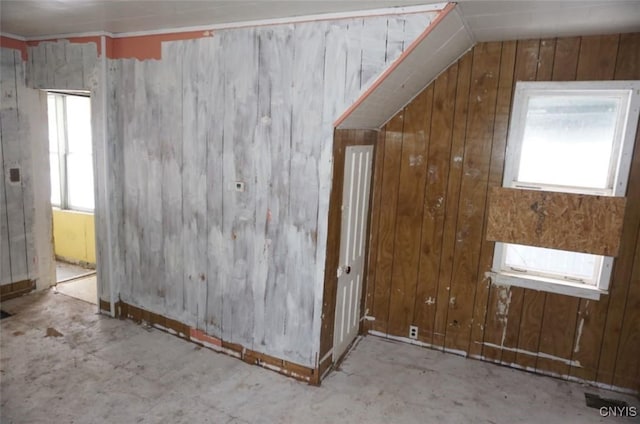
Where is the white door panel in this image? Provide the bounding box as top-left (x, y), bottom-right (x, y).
top-left (333, 145), bottom-right (373, 360)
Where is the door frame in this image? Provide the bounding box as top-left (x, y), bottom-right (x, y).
top-left (318, 128), bottom-right (379, 381)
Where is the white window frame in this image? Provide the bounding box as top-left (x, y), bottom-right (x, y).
top-left (491, 80), bottom-right (640, 300)
top-left (48, 91), bottom-right (94, 213)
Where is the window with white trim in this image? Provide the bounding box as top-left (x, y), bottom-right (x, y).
top-left (491, 81), bottom-right (640, 300)
top-left (48, 92), bottom-right (94, 212)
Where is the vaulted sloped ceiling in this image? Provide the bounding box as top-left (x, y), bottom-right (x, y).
top-left (336, 0), bottom-right (640, 129)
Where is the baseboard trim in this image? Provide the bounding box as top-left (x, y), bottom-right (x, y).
top-left (99, 299), bottom-right (320, 385)
top-left (0, 280), bottom-right (35, 301)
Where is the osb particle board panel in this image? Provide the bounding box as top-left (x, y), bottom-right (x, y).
top-left (486, 187), bottom-right (626, 256)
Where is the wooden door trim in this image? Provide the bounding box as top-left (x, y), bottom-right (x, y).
top-left (318, 128), bottom-right (378, 381)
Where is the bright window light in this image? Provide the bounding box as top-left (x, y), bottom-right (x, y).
top-left (47, 92), bottom-right (94, 212)
top-left (492, 81), bottom-right (640, 299)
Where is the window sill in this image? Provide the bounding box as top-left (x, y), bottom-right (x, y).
top-left (488, 271), bottom-right (606, 300)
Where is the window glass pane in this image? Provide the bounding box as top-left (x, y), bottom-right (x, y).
top-left (47, 94), bottom-right (58, 153)
top-left (67, 153), bottom-right (94, 211)
top-left (504, 243), bottom-right (598, 284)
top-left (50, 153), bottom-right (61, 207)
top-left (517, 95), bottom-right (620, 190)
top-left (65, 95), bottom-right (92, 155)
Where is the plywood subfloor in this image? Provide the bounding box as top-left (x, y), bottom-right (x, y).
top-left (1, 291), bottom-right (638, 424)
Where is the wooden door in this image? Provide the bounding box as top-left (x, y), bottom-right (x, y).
top-left (333, 145), bottom-right (374, 360)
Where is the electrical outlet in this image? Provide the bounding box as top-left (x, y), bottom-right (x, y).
top-left (409, 325), bottom-right (418, 340)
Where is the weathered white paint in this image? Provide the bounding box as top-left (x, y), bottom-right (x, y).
top-left (18, 12), bottom-right (435, 368)
top-left (574, 316), bottom-right (585, 354)
top-left (0, 47), bottom-right (54, 290)
top-left (337, 5), bottom-right (473, 129)
top-left (478, 342), bottom-right (583, 368)
top-left (369, 329), bottom-right (469, 357)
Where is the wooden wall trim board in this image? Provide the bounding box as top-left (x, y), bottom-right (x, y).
top-left (319, 128), bottom-right (378, 377)
top-left (100, 299), bottom-right (320, 385)
top-left (0, 279), bottom-right (35, 301)
top-left (486, 188), bottom-right (627, 257)
top-left (364, 32), bottom-right (640, 393)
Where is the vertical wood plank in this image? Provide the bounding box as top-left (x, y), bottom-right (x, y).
top-left (343, 19), bottom-right (363, 106)
top-left (16, 55), bottom-right (41, 284)
top-left (360, 16), bottom-right (388, 89)
top-left (283, 21), bottom-right (326, 363)
top-left (221, 28), bottom-right (259, 345)
top-left (0, 120), bottom-right (11, 284)
top-left (468, 40), bottom-right (516, 358)
top-left (121, 59), bottom-right (138, 303)
top-left (103, 58), bottom-right (126, 304)
top-left (550, 37), bottom-right (581, 81)
top-left (612, 223), bottom-right (640, 389)
top-left (0, 49), bottom-right (15, 285)
top-left (1, 49), bottom-right (29, 282)
top-left (495, 39), bottom-right (540, 366)
top-left (141, 54), bottom-right (166, 314)
top-left (255, 25), bottom-right (295, 351)
top-left (385, 16), bottom-right (406, 65)
top-left (569, 33), bottom-right (620, 383)
top-left (432, 50), bottom-right (472, 348)
top-left (535, 36), bottom-right (582, 377)
top-left (371, 113), bottom-right (404, 333)
top-left (387, 87), bottom-right (432, 337)
top-left (363, 129), bottom-right (386, 331)
top-left (445, 42), bottom-right (502, 354)
top-left (597, 32), bottom-right (640, 387)
top-left (182, 39), bottom-right (208, 327)
top-left (413, 63), bottom-right (457, 343)
top-left (575, 34), bottom-right (620, 81)
top-left (205, 33), bottom-right (227, 338)
top-left (513, 38), bottom-right (556, 370)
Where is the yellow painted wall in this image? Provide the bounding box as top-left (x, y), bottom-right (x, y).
top-left (52, 209), bottom-right (95, 265)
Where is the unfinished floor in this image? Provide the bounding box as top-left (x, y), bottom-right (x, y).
top-left (1, 291), bottom-right (638, 424)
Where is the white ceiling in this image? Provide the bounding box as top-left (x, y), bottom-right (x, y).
top-left (0, 0), bottom-right (438, 37)
top-left (2, 1), bottom-right (638, 129)
top-left (337, 0), bottom-right (640, 129)
top-left (460, 0), bottom-right (640, 42)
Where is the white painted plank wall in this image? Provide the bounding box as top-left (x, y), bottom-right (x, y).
top-left (1, 49), bottom-right (29, 284)
top-left (17, 11), bottom-right (434, 365)
top-left (113, 13), bottom-right (434, 366)
top-left (0, 97), bottom-right (10, 283)
top-left (0, 47), bottom-right (54, 289)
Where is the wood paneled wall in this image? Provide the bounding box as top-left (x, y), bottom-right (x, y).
top-left (366, 33), bottom-right (640, 392)
top-left (109, 14), bottom-right (432, 368)
top-left (0, 47), bottom-right (54, 291)
top-left (17, 13), bottom-right (435, 369)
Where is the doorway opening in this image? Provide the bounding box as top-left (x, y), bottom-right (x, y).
top-left (46, 90), bottom-right (97, 305)
top-left (318, 129), bottom-right (378, 381)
